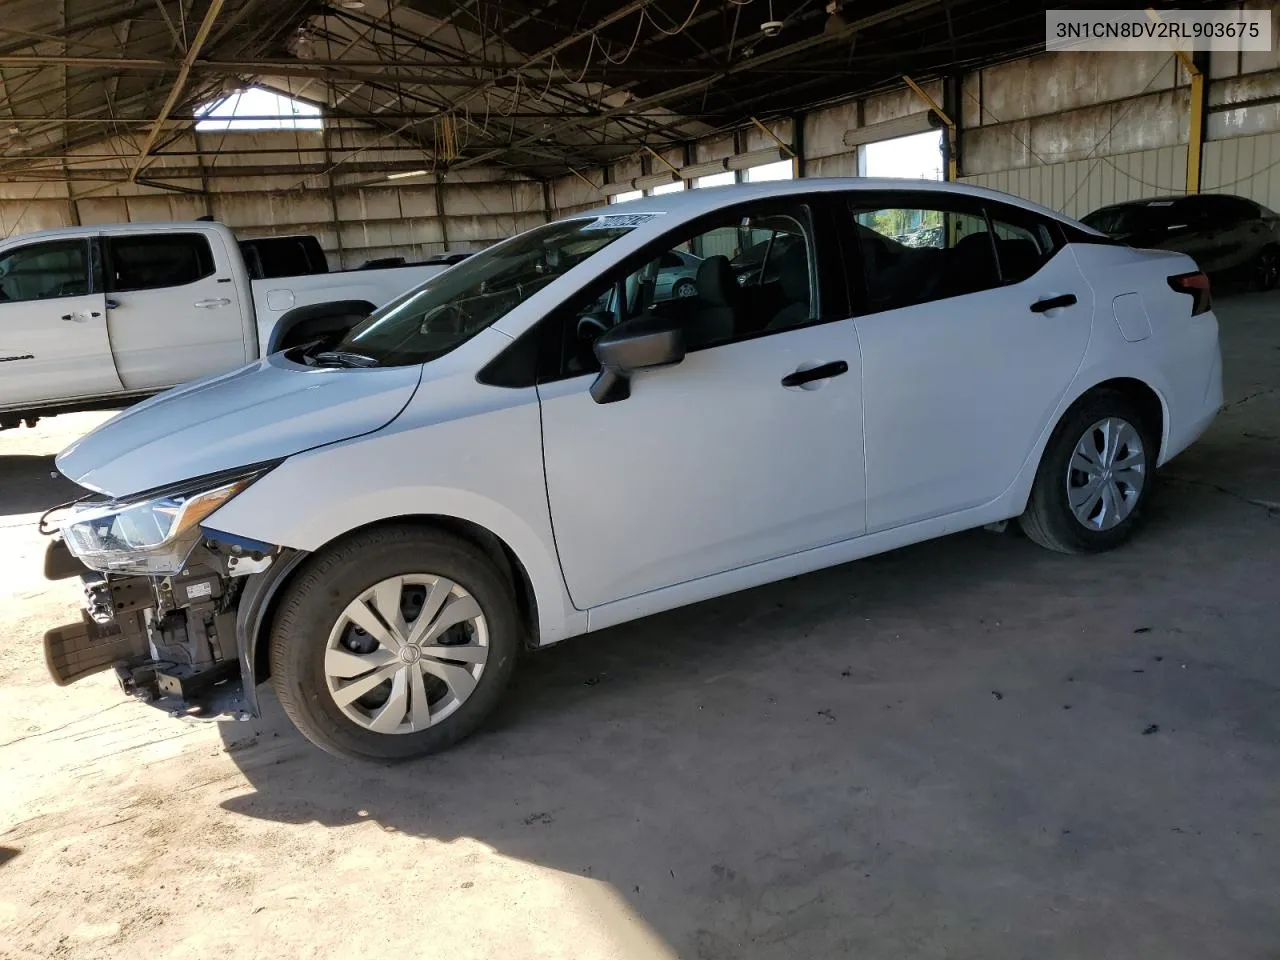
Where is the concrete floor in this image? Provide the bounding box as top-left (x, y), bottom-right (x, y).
top-left (1, 293), bottom-right (1278, 959)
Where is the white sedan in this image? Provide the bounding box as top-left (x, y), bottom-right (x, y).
top-left (48, 179), bottom-right (1222, 761)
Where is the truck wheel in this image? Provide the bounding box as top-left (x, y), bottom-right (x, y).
top-left (1018, 389), bottom-right (1157, 554)
top-left (269, 526), bottom-right (520, 761)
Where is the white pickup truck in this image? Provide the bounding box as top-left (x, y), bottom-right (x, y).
top-left (0, 221), bottom-right (449, 429)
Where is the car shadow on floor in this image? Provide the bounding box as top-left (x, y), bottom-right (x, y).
top-left (0, 455), bottom-right (86, 517)
top-left (215, 470), bottom-right (1280, 957)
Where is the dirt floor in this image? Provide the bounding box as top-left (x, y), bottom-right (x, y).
top-left (2, 293), bottom-right (1279, 959)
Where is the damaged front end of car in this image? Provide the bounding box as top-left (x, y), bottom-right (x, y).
top-left (41, 463), bottom-right (305, 719)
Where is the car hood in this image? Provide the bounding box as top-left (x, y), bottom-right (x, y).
top-left (56, 354), bottom-right (422, 496)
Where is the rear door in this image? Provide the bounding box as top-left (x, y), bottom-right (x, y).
top-left (844, 191), bottom-right (1094, 532)
top-left (0, 235), bottom-right (121, 409)
top-left (105, 229), bottom-right (250, 390)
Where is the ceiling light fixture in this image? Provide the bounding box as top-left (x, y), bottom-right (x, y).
top-left (386, 169), bottom-right (428, 180)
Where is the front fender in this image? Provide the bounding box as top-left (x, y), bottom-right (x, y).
top-left (234, 548), bottom-right (310, 716)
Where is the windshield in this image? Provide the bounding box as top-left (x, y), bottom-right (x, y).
top-left (335, 218), bottom-right (635, 366)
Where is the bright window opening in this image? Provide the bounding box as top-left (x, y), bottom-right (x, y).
top-left (859, 130), bottom-right (943, 180)
top-left (745, 159), bottom-right (794, 182)
top-left (650, 181), bottom-right (685, 196)
top-left (695, 171), bottom-right (735, 188)
top-left (608, 190), bottom-right (643, 204)
top-left (196, 87), bottom-right (322, 131)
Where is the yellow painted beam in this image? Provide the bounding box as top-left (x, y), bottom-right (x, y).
top-left (1187, 67), bottom-right (1204, 194)
top-left (902, 75), bottom-right (958, 180)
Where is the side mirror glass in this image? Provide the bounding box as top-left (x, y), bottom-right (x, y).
top-left (590, 315), bottom-right (685, 404)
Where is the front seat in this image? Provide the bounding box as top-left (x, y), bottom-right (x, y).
top-left (767, 244), bottom-right (812, 330)
top-left (690, 255), bottom-right (739, 347)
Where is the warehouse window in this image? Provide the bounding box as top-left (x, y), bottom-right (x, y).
top-left (695, 171), bottom-right (735, 188)
top-left (859, 130), bottom-right (943, 180)
top-left (650, 181), bottom-right (685, 196)
top-left (608, 190), bottom-right (643, 205)
top-left (745, 160), bottom-right (793, 182)
top-left (196, 87), bottom-right (322, 131)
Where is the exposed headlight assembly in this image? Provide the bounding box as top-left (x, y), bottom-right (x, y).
top-left (59, 465), bottom-right (275, 575)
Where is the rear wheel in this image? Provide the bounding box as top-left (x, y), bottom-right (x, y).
top-left (269, 526), bottom-right (520, 761)
top-left (1018, 390), bottom-right (1157, 554)
top-left (1255, 246), bottom-right (1280, 291)
top-left (673, 278), bottom-right (698, 299)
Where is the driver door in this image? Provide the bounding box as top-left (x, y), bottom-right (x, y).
top-left (537, 198), bottom-right (867, 611)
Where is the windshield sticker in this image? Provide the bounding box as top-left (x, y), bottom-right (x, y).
top-left (582, 212), bottom-right (666, 230)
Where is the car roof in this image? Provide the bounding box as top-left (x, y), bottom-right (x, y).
top-left (581, 177), bottom-right (1086, 228)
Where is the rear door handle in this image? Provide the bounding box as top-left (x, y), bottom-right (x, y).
top-left (1030, 294), bottom-right (1077, 313)
top-left (194, 298), bottom-right (231, 308)
top-left (781, 360), bottom-right (849, 388)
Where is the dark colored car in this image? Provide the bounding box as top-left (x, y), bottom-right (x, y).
top-left (1082, 193), bottom-right (1280, 290)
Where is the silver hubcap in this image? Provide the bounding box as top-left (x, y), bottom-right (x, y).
top-left (1066, 417), bottom-right (1147, 531)
top-left (323, 575), bottom-right (488, 735)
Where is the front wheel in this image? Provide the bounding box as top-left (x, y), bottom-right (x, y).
top-left (269, 526), bottom-right (520, 761)
top-left (673, 278), bottom-right (698, 299)
top-left (1018, 390), bottom-right (1157, 554)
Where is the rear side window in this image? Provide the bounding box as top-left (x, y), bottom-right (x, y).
top-left (851, 202), bottom-right (1000, 311)
top-left (988, 211), bottom-right (1058, 284)
top-left (0, 239), bottom-right (89, 302)
top-left (107, 233), bottom-right (215, 292)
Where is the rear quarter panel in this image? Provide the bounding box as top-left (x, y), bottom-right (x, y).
top-left (1064, 243), bottom-right (1221, 464)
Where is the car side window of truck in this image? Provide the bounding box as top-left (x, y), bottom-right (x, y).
top-left (0, 239), bottom-right (91, 302)
top-left (105, 233), bottom-right (216, 292)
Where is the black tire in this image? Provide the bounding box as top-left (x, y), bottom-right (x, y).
top-left (269, 525), bottom-right (520, 762)
top-left (673, 278), bottom-right (698, 299)
top-left (1018, 389), bottom-right (1158, 555)
top-left (1255, 246), bottom-right (1280, 292)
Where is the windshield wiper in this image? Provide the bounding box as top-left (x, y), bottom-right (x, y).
top-left (311, 350), bottom-right (379, 368)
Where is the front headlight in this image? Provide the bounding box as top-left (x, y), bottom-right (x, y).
top-left (60, 466), bottom-right (273, 575)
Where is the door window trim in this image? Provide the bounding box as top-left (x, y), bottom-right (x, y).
top-left (481, 195), bottom-right (851, 388)
top-left (103, 231), bottom-right (217, 293)
top-left (0, 236), bottom-right (97, 304)
top-left (840, 191), bottom-right (1069, 315)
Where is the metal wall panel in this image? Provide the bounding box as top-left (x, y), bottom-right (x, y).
top-left (961, 145), bottom-right (1186, 217)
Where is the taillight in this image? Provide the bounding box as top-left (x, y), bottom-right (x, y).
top-left (1168, 271), bottom-right (1211, 316)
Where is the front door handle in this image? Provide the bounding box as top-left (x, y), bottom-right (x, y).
top-left (781, 360), bottom-right (848, 388)
top-left (60, 312), bottom-right (87, 322)
top-left (1030, 294), bottom-right (1077, 313)
top-left (105, 298), bottom-right (120, 309)
top-left (194, 298), bottom-right (231, 308)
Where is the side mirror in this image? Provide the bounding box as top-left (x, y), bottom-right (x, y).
top-left (590, 315), bottom-right (685, 404)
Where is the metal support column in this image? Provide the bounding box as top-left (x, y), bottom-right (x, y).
top-left (434, 172), bottom-right (450, 252)
top-left (1180, 51), bottom-right (1207, 194)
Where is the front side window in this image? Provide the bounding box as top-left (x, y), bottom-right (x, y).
top-left (0, 239), bottom-right (89, 303)
top-left (338, 218), bottom-right (635, 366)
top-left (108, 233), bottom-right (215, 292)
top-left (550, 205), bottom-right (819, 380)
top-left (852, 203), bottom-right (999, 311)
